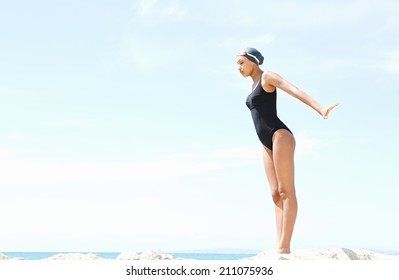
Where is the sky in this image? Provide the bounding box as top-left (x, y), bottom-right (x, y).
top-left (0, 0), bottom-right (398, 253)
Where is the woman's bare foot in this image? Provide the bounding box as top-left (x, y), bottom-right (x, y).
top-left (277, 248), bottom-right (291, 254)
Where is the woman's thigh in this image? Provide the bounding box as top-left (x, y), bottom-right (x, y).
top-left (272, 129), bottom-right (296, 192)
top-left (262, 145), bottom-right (279, 193)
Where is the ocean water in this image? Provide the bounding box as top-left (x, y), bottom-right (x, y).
top-left (3, 252), bottom-right (257, 260)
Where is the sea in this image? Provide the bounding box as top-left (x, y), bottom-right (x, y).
top-left (2, 252), bottom-right (257, 260)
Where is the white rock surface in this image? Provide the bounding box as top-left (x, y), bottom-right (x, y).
top-left (116, 251), bottom-right (140, 260)
top-left (45, 253), bottom-right (103, 260)
top-left (0, 253), bottom-right (9, 260)
top-left (246, 248), bottom-right (399, 260)
top-left (160, 253), bottom-right (175, 260)
top-left (139, 250), bottom-right (175, 260)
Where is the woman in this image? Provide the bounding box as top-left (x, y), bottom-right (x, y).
top-left (236, 47), bottom-right (339, 254)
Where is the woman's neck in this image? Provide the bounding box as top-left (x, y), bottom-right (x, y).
top-left (251, 68), bottom-right (263, 82)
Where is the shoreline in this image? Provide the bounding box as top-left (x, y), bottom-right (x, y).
top-left (1, 248), bottom-right (399, 261)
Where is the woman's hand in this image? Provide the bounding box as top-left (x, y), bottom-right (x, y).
top-left (320, 102), bottom-right (340, 119)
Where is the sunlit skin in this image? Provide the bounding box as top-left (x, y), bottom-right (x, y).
top-left (237, 55), bottom-right (339, 254)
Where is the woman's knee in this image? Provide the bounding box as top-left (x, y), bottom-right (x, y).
top-left (271, 189), bottom-right (281, 204)
top-left (271, 185), bottom-right (296, 204)
top-left (278, 184), bottom-right (296, 200)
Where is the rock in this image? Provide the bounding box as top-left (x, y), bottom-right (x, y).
top-left (354, 249), bottom-right (379, 260)
top-left (139, 250), bottom-right (175, 260)
top-left (0, 253), bottom-right (9, 260)
top-left (139, 250), bottom-right (163, 260)
top-left (45, 253), bottom-right (103, 260)
top-left (355, 249), bottom-right (399, 260)
top-left (245, 248), bottom-right (399, 260)
top-left (116, 251), bottom-right (140, 260)
top-left (161, 254), bottom-right (175, 260)
top-left (312, 248), bottom-right (354, 260)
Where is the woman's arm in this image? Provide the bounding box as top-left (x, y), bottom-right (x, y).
top-left (263, 71), bottom-right (339, 119)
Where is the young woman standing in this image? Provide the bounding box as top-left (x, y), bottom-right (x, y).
top-left (236, 47), bottom-right (339, 254)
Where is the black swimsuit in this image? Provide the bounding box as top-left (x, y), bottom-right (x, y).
top-left (246, 82), bottom-right (292, 150)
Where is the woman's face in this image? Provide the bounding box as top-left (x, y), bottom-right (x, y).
top-left (236, 56), bottom-right (254, 77)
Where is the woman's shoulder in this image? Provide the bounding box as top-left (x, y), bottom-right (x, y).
top-left (261, 70), bottom-right (280, 92)
top-left (262, 70), bottom-right (281, 80)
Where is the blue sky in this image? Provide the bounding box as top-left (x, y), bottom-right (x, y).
top-left (0, 0), bottom-right (398, 253)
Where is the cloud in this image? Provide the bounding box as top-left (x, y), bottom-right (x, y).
top-left (0, 148), bottom-right (18, 158)
top-left (218, 34), bottom-right (274, 53)
top-left (135, 0), bottom-right (186, 18)
top-left (263, 0), bottom-right (382, 27)
top-left (127, 40), bottom-right (173, 71)
top-left (209, 146), bottom-right (259, 160)
top-left (295, 132), bottom-right (322, 159)
top-left (0, 145), bottom-right (262, 251)
top-left (379, 51), bottom-right (399, 73)
top-left (0, 136), bottom-right (323, 191)
top-left (44, 118), bottom-right (98, 129)
top-left (0, 146), bottom-right (258, 188)
top-left (135, 0), bottom-right (157, 16)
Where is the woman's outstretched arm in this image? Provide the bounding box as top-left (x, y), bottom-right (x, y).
top-left (263, 71), bottom-right (340, 119)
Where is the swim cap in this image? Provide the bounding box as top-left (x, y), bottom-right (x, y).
top-left (237, 47), bottom-right (264, 65)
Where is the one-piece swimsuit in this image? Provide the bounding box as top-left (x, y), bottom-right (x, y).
top-left (246, 82), bottom-right (292, 150)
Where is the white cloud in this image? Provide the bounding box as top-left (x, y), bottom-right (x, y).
top-left (218, 34), bottom-right (274, 53)
top-left (161, 0), bottom-right (186, 17)
top-left (0, 145), bottom-right (265, 251)
top-left (295, 132), bottom-right (322, 159)
top-left (0, 137), bottom-right (323, 192)
top-left (44, 118), bottom-right (98, 129)
top-left (379, 51), bottom-right (399, 73)
top-left (264, 0), bottom-right (385, 27)
top-left (0, 148), bottom-right (18, 158)
top-left (135, 0), bottom-right (186, 18)
top-left (127, 41), bottom-right (173, 71)
top-left (136, 0), bottom-right (157, 16)
top-left (126, 1), bottom-right (189, 71)
top-left (0, 146), bottom-right (258, 188)
top-left (209, 146), bottom-right (259, 160)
